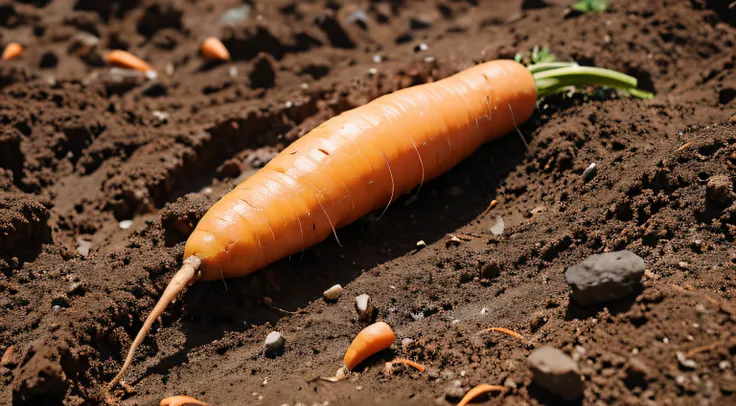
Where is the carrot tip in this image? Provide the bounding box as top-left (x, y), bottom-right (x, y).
top-left (457, 384), bottom-right (507, 406)
top-left (479, 327), bottom-right (524, 340)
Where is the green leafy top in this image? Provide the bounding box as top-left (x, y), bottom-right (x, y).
top-left (571, 0), bottom-right (608, 12)
top-left (514, 46), bottom-right (557, 66)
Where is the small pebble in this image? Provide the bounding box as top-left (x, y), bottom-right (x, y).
top-left (489, 215), bottom-right (505, 236)
top-left (354, 294), bottom-right (376, 323)
top-left (528, 346), bottom-right (584, 401)
top-left (368, 67), bottom-right (377, 75)
top-left (719, 360), bottom-right (731, 370)
top-left (1, 345), bottom-right (17, 368)
top-left (119, 220), bottom-right (133, 229)
top-left (446, 235), bottom-right (462, 247)
top-left (676, 352), bottom-right (697, 370)
top-left (76, 237), bottom-right (93, 256)
top-left (415, 43), bottom-right (429, 52)
top-left (323, 284), bottom-right (343, 301)
top-left (582, 162), bottom-right (598, 183)
top-left (265, 331), bottom-right (285, 353)
top-left (564, 250), bottom-right (645, 306)
top-left (705, 174), bottom-right (734, 207)
top-left (401, 338), bottom-right (414, 349)
top-left (416, 240), bottom-right (427, 248)
top-left (372, 54), bottom-right (382, 63)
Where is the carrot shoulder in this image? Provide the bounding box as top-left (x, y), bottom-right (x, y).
top-left (184, 60), bottom-right (537, 280)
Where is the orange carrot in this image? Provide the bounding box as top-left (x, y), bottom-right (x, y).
top-left (105, 50), bottom-right (154, 73)
top-left (387, 357), bottom-right (425, 372)
top-left (457, 384), bottom-right (507, 406)
top-left (344, 321), bottom-right (395, 371)
top-left (480, 327), bottom-right (524, 340)
top-left (201, 37), bottom-right (230, 61)
top-left (160, 395), bottom-right (208, 406)
top-left (108, 59), bottom-right (649, 391)
top-left (1, 42), bottom-right (23, 61)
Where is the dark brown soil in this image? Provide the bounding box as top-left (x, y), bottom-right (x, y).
top-left (1, 0), bottom-right (736, 405)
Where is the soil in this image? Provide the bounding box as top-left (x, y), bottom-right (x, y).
top-left (1, 0), bottom-right (735, 405)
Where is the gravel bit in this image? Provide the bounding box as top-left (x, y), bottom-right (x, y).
top-left (265, 331), bottom-right (285, 353)
top-left (354, 294), bottom-right (376, 323)
top-left (323, 284), bottom-right (343, 301)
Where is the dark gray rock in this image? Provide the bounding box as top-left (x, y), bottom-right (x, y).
top-left (565, 250), bottom-right (645, 306)
top-left (528, 346), bottom-right (584, 401)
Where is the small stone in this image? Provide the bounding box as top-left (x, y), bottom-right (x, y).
top-left (528, 346), bottom-right (584, 401)
top-left (119, 220), bottom-right (133, 229)
top-left (564, 250), bottom-right (645, 306)
top-left (415, 43), bottom-right (429, 52)
top-left (323, 284), bottom-right (343, 301)
top-left (265, 331), bottom-right (284, 353)
top-left (504, 377), bottom-right (517, 389)
top-left (676, 351), bottom-right (697, 370)
top-left (76, 237), bottom-right (93, 256)
top-left (705, 174), bottom-right (734, 207)
top-left (1, 345), bottom-right (18, 368)
top-left (221, 5), bottom-right (251, 26)
top-left (446, 235), bottom-right (462, 247)
top-left (582, 162), bottom-right (598, 183)
top-left (354, 294), bottom-right (376, 323)
top-left (67, 282), bottom-right (85, 297)
top-left (416, 240), bottom-right (427, 248)
top-left (401, 338), bottom-right (414, 349)
top-left (489, 216), bottom-right (505, 236)
top-left (719, 360), bottom-right (731, 370)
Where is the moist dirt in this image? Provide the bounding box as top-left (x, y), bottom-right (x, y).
top-left (1, 0), bottom-right (735, 405)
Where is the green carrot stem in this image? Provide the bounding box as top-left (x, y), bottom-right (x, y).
top-left (531, 65), bottom-right (653, 99)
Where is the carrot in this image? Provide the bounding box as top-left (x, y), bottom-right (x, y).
top-left (457, 384), bottom-right (507, 406)
top-left (479, 327), bottom-right (524, 340)
top-left (386, 357), bottom-right (425, 372)
top-left (1, 42), bottom-right (23, 61)
top-left (108, 58), bottom-right (650, 391)
top-left (160, 395), bottom-right (208, 406)
top-left (201, 37), bottom-right (230, 61)
top-left (105, 50), bottom-right (155, 73)
top-left (344, 321), bottom-right (395, 371)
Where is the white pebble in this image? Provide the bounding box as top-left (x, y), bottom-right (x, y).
top-left (284, 101), bottom-right (293, 108)
top-left (229, 66), bottom-right (238, 78)
top-left (265, 331), bottom-right (284, 352)
top-left (418, 43), bottom-right (429, 52)
top-left (416, 240), bottom-right (427, 248)
top-left (355, 294), bottom-right (374, 322)
top-left (373, 54), bottom-right (382, 63)
top-left (368, 67), bottom-right (377, 75)
top-left (323, 284), bottom-right (343, 301)
top-left (119, 220), bottom-right (133, 229)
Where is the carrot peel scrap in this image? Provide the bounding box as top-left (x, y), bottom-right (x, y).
top-left (386, 357), bottom-right (425, 372)
top-left (480, 327), bottom-right (524, 340)
top-left (457, 384), bottom-right (507, 406)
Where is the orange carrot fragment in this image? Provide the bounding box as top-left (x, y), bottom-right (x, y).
top-left (160, 395), bottom-right (208, 406)
top-left (481, 327), bottom-right (524, 340)
top-left (201, 37), bottom-right (230, 61)
top-left (685, 342), bottom-right (720, 358)
top-left (105, 50), bottom-right (154, 73)
top-left (1, 42), bottom-right (23, 61)
top-left (344, 321), bottom-right (396, 371)
top-left (387, 357), bottom-right (425, 372)
top-left (457, 384), bottom-right (507, 406)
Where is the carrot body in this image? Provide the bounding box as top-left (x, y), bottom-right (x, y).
top-left (201, 37), bottom-right (230, 61)
top-left (457, 384), bottom-right (507, 406)
top-left (160, 395), bottom-right (208, 406)
top-left (1, 42), bottom-right (23, 61)
top-left (344, 321), bottom-right (396, 371)
top-left (105, 50), bottom-right (154, 72)
top-left (185, 59), bottom-right (536, 280)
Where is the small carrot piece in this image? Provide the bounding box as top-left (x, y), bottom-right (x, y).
top-left (1, 42), bottom-right (23, 61)
top-left (201, 37), bottom-right (230, 61)
top-left (387, 357), bottom-right (425, 372)
top-left (480, 327), bottom-right (524, 340)
top-left (160, 395), bottom-right (208, 406)
top-left (457, 384), bottom-right (507, 406)
top-left (105, 50), bottom-right (154, 73)
top-left (344, 321), bottom-right (395, 371)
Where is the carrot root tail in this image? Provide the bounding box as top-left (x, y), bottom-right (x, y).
top-left (107, 256), bottom-right (201, 392)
